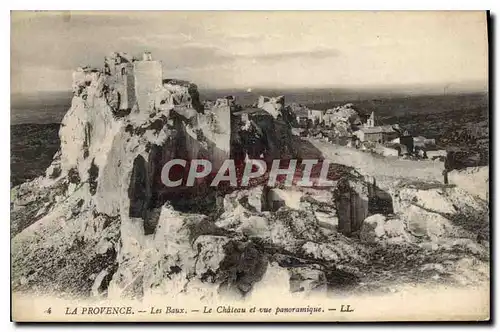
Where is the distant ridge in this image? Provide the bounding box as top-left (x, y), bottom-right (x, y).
top-left (10, 89), bottom-right (487, 126)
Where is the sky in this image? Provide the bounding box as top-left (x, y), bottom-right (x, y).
top-left (11, 11), bottom-right (488, 94)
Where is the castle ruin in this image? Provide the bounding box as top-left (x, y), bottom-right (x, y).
top-left (71, 51), bottom-right (233, 173)
top-left (102, 51), bottom-right (163, 112)
top-left (70, 52), bottom-right (299, 177)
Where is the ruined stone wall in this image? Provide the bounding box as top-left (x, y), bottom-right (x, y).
top-left (104, 55), bottom-right (136, 110)
top-left (335, 177), bottom-right (370, 236)
top-left (183, 104), bottom-right (231, 171)
top-left (122, 64), bottom-right (136, 110)
top-left (202, 104), bottom-right (231, 170)
top-left (109, 63), bottom-right (136, 110)
top-left (134, 61), bottom-right (163, 113)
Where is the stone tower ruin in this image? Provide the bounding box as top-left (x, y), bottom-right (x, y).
top-left (103, 51), bottom-right (163, 112)
top-left (104, 52), bottom-right (135, 110)
top-left (133, 52), bottom-right (163, 113)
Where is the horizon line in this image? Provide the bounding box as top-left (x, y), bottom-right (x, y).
top-left (11, 82), bottom-right (488, 96)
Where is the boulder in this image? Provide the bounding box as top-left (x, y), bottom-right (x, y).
top-left (247, 262), bottom-right (291, 300)
top-left (267, 188), bottom-right (303, 211)
top-left (389, 181), bottom-right (488, 240)
top-left (269, 209), bottom-right (326, 252)
top-left (314, 211), bottom-right (338, 233)
top-left (257, 95), bottom-right (285, 119)
top-left (301, 240), bottom-right (367, 265)
top-left (333, 176), bottom-right (370, 236)
top-left (194, 235), bottom-right (269, 298)
top-left (288, 266), bottom-right (327, 294)
top-left (233, 215), bottom-right (271, 238)
top-left (223, 186), bottom-right (266, 213)
top-left (323, 103), bottom-right (362, 134)
top-left (448, 166), bottom-right (489, 201)
top-left (359, 214), bottom-right (411, 244)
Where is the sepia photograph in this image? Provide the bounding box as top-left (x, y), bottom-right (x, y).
top-left (10, 10), bottom-right (490, 322)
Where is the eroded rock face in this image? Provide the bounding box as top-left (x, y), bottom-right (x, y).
top-left (257, 95), bottom-right (285, 119)
top-left (106, 198), bottom-right (367, 300)
top-left (323, 104), bottom-right (362, 136)
top-left (233, 111), bottom-right (297, 162)
top-left (448, 166), bottom-right (489, 201)
top-left (12, 65), bottom-right (363, 301)
top-left (222, 186), bottom-right (267, 214)
top-left (333, 176), bottom-right (370, 236)
top-left (389, 180), bottom-right (489, 241)
top-left (360, 214), bottom-right (411, 244)
top-left (11, 154), bottom-right (490, 300)
top-left (267, 188), bottom-right (303, 211)
top-left (11, 183), bottom-right (120, 297)
top-left (12, 59), bottom-right (234, 296)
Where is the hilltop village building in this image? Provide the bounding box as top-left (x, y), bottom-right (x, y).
top-left (288, 102), bottom-right (438, 159)
top-left (308, 109), bottom-right (324, 124)
top-left (355, 126), bottom-right (399, 144)
top-left (353, 112), bottom-right (399, 144)
top-left (295, 109), bottom-right (309, 126)
top-left (293, 109), bottom-right (325, 127)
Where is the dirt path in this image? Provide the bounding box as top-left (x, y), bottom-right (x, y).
top-left (307, 138), bottom-right (445, 188)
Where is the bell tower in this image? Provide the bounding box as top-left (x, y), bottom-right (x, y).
top-left (366, 111), bottom-right (375, 127)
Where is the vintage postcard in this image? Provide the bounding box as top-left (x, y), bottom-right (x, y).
top-left (10, 10), bottom-right (490, 322)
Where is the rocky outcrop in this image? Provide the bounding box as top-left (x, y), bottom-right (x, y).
top-left (257, 95), bottom-right (285, 119)
top-left (11, 183), bottom-right (120, 297)
top-left (267, 188), bottom-right (303, 211)
top-left (11, 56), bottom-right (234, 297)
top-left (333, 174), bottom-right (372, 236)
top-left (448, 166), bottom-right (489, 201)
top-left (108, 190), bottom-right (370, 300)
top-left (389, 180), bottom-right (489, 242)
top-left (323, 103), bottom-right (362, 136)
top-left (232, 103), bottom-right (298, 162)
top-left (360, 214), bottom-right (412, 244)
top-left (12, 54), bottom-right (367, 300)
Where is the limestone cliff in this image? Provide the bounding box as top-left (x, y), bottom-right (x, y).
top-left (11, 60), bottom-right (364, 299)
top-left (10, 54), bottom-right (490, 301)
